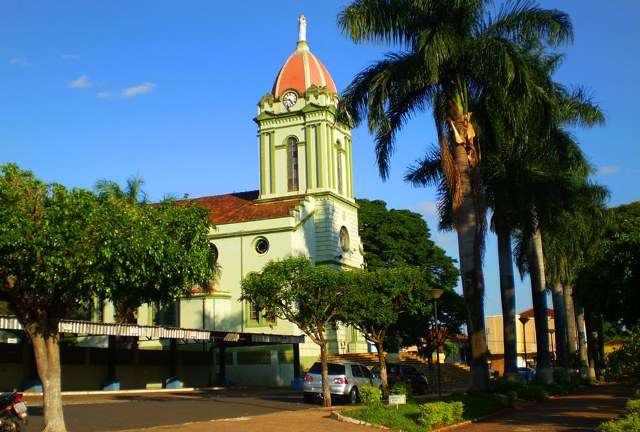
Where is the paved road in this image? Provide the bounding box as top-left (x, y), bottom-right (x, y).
top-left (454, 383), bottom-right (631, 432)
top-left (24, 389), bottom-right (311, 432)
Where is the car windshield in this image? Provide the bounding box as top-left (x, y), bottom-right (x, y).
top-left (308, 362), bottom-right (346, 375)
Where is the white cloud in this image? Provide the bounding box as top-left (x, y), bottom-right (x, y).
top-left (8, 57), bottom-right (30, 67)
top-left (122, 82), bottom-right (156, 97)
top-left (68, 75), bottom-right (92, 89)
top-left (411, 201), bottom-right (439, 217)
top-left (96, 91), bottom-right (112, 99)
top-left (61, 54), bottom-right (80, 60)
top-left (599, 166), bottom-right (622, 175)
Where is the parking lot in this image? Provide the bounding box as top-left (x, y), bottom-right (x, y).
top-left (24, 388), bottom-right (311, 432)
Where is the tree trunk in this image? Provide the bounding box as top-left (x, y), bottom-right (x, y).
top-left (451, 138), bottom-right (489, 392)
top-left (563, 285), bottom-right (578, 370)
top-left (574, 305), bottom-right (590, 379)
top-left (495, 215), bottom-right (517, 380)
top-left (319, 339), bottom-right (331, 408)
top-left (596, 313), bottom-right (606, 377)
top-left (31, 332), bottom-right (67, 432)
top-left (551, 282), bottom-right (568, 370)
top-left (374, 342), bottom-right (389, 399)
top-left (528, 223), bottom-right (553, 383)
top-left (584, 309), bottom-right (601, 380)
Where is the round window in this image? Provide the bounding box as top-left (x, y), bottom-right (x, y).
top-left (339, 227), bottom-right (350, 252)
top-left (254, 237), bottom-right (269, 255)
top-left (209, 243), bottom-right (219, 265)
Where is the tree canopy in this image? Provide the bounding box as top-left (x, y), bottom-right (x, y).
top-left (575, 202), bottom-right (640, 328)
top-left (0, 163), bottom-right (214, 432)
top-left (356, 198), bottom-right (458, 289)
top-left (340, 266), bottom-right (429, 397)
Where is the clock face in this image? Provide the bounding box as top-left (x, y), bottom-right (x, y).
top-left (283, 92), bottom-right (298, 110)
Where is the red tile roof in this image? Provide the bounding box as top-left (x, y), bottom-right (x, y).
top-left (184, 191), bottom-right (302, 225)
top-left (519, 308), bottom-right (555, 319)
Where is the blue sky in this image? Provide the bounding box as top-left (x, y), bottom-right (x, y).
top-left (2, 1), bottom-right (638, 315)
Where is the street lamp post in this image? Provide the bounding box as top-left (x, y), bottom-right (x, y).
top-left (428, 288), bottom-right (444, 398)
top-left (519, 316), bottom-right (530, 369)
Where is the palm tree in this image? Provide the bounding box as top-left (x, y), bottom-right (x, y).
top-left (543, 192), bottom-right (608, 373)
top-left (339, 0), bottom-right (572, 391)
top-left (95, 175), bottom-right (147, 205)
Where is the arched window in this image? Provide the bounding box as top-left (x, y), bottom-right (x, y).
top-left (336, 147), bottom-right (343, 195)
top-left (287, 137), bottom-right (299, 192)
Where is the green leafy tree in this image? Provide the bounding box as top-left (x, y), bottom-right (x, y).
top-left (240, 257), bottom-right (346, 407)
top-left (0, 164), bottom-right (213, 432)
top-left (339, 0), bottom-right (573, 391)
top-left (576, 202), bottom-right (640, 328)
top-left (356, 199), bottom-right (458, 288)
top-left (340, 266), bottom-right (428, 398)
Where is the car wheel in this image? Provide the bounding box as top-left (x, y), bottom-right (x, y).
top-left (348, 387), bottom-right (359, 404)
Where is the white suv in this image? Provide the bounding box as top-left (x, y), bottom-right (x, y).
top-left (302, 361), bottom-right (381, 404)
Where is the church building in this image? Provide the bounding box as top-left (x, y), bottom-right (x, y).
top-left (160, 15), bottom-right (368, 386)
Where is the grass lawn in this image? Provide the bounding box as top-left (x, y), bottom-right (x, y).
top-left (342, 394), bottom-right (502, 432)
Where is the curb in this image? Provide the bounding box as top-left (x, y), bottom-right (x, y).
top-left (331, 410), bottom-right (389, 430)
top-left (23, 386), bottom-right (230, 397)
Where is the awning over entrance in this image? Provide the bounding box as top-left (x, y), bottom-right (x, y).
top-left (0, 315), bottom-right (305, 345)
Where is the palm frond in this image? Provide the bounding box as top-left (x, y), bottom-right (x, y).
top-left (404, 147), bottom-right (442, 187)
top-left (481, 0), bottom-right (573, 47)
top-left (338, 0), bottom-right (423, 46)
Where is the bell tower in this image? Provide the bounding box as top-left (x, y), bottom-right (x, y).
top-left (255, 15), bottom-right (355, 203)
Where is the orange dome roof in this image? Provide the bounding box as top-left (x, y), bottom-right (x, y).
top-left (272, 16), bottom-right (337, 98)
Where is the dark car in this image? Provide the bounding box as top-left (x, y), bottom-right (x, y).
top-left (371, 363), bottom-right (430, 394)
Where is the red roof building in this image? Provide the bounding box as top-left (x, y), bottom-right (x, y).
top-left (185, 191), bottom-right (302, 225)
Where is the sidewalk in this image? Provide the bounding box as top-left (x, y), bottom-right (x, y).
top-left (454, 383), bottom-right (631, 432)
top-left (122, 408), bottom-right (377, 432)
top-left (123, 384), bottom-right (631, 432)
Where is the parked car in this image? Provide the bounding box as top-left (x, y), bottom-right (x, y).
top-left (303, 361), bottom-right (381, 404)
top-left (371, 363), bottom-right (430, 394)
top-left (517, 367), bottom-right (536, 383)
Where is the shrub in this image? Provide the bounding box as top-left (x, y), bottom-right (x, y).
top-left (626, 399), bottom-right (640, 415)
top-left (391, 382), bottom-right (413, 398)
top-left (492, 377), bottom-right (524, 394)
top-left (518, 385), bottom-right (550, 401)
top-left (418, 401), bottom-right (464, 430)
top-left (553, 367), bottom-right (570, 384)
top-left (634, 388), bottom-right (640, 399)
top-left (595, 413), bottom-right (640, 432)
top-left (570, 371), bottom-right (586, 387)
top-left (360, 385), bottom-right (382, 407)
top-left (605, 327), bottom-right (640, 386)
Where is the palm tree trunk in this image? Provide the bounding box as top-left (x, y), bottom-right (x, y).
top-left (528, 222), bottom-right (553, 383)
top-left (452, 138), bottom-right (489, 392)
top-left (551, 282), bottom-right (568, 370)
top-left (563, 285), bottom-right (578, 369)
top-left (495, 213), bottom-right (517, 379)
top-left (574, 305), bottom-right (590, 379)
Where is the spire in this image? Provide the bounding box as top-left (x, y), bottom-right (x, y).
top-left (297, 15), bottom-right (308, 50)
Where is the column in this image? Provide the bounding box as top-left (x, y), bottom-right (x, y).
top-left (217, 342), bottom-right (227, 386)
